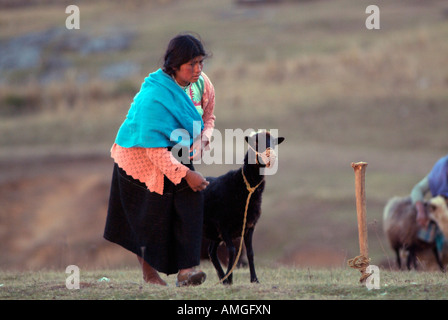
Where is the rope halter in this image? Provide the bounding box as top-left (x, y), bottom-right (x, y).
top-left (247, 144), bottom-right (277, 168)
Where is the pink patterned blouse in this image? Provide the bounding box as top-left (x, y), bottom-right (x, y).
top-left (111, 72), bottom-right (215, 195)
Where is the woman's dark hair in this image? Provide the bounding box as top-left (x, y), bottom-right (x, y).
top-left (163, 33), bottom-right (209, 76)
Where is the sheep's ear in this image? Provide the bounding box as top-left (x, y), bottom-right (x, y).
top-left (276, 137), bottom-right (285, 145)
top-left (245, 135), bottom-right (256, 144)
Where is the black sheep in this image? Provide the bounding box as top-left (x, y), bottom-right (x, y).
top-left (203, 131), bottom-right (285, 284)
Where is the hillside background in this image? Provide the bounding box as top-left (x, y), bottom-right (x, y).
top-left (1, 0), bottom-right (448, 272)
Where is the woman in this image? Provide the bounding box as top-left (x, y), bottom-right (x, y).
top-left (410, 154), bottom-right (448, 255)
top-left (104, 33), bottom-right (216, 286)
top-left (411, 154), bottom-right (448, 227)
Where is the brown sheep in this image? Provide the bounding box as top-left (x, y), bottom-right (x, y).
top-left (383, 196), bottom-right (445, 271)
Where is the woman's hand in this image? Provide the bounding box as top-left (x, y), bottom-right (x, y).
top-left (189, 138), bottom-right (208, 161)
top-left (185, 170), bottom-right (209, 192)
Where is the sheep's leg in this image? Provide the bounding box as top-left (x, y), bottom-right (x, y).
top-left (432, 245), bottom-right (445, 272)
top-left (394, 247), bottom-right (402, 270)
top-left (412, 248), bottom-right (418, 270)
top-left (208, 241), bottom-right (226, 280)
top-left (222, 232), bottom-right (235, 285)
top-left (406, 247), bottom-right (417, 270)
top-left (244, 227), bottom-right (259, 283)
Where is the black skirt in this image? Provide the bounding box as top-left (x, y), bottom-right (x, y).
top-left (104, 163), bottom-right (204, 275)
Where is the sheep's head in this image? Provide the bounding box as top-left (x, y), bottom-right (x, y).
top-left (429, 196), bottom-right (448, 236)
top-left (245, 130), bottom-right (285, 168)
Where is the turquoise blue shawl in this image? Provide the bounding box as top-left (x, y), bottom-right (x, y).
top-left (114, 68), bottom-right (204, 148)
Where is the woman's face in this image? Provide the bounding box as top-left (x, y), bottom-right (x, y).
top-left (174, 56), bottom-right (204, 86)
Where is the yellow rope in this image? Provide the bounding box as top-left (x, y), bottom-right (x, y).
top-left (347, 255), bottom-right (371, 283)
top-left (217, 168), bottom-right (263, 285)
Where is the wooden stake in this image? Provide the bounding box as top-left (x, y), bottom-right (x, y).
top-left (351, 162), bottom-right (368, 258)
top-left (348, 161), bottom-right (370, 283)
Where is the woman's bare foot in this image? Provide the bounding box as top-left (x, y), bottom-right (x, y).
top-left (137, 255), bottom-right (167, 286)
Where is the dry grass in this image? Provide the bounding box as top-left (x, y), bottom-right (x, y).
top-left (2, 263), bottom-right (448, 300)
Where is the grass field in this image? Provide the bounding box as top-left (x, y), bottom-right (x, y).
top-left (2, 263), bottom-right (448, 300)
top-left (1, 0), bottom-right (448, 300)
